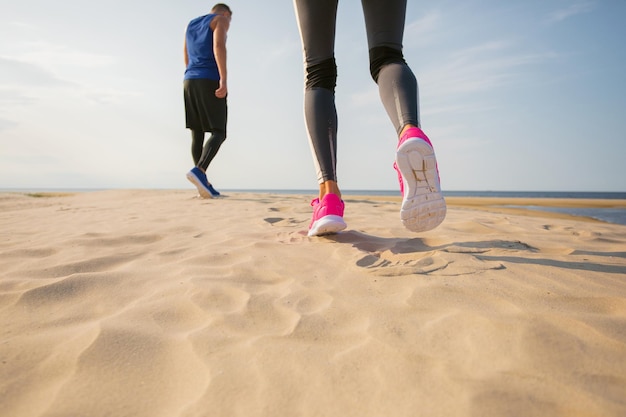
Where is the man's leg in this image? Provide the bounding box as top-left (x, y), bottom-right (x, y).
top-left (191, 130), bottom-right (204, 165)
top-left (197, 130), bottom-right (226, 171)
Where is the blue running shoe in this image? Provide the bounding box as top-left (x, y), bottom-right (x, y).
top-left (207, 184), bottom-right (220, 197)
top-left (186, 167), bottom-right (213, 198)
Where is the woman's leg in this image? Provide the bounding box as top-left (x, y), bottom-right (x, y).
top-left (293, 0), bottom-right (341, 199)
top-left (361, 0), bottom-right (419, 135)
top-left (294, 0), bottom-right (346, 236)
top-left (362, 0), bottom-right (446, 232)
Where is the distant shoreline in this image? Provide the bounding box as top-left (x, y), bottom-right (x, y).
top-left (1, 188), bottom-right (625, 199)
top-left (3, 189), bottom-right (626, 226)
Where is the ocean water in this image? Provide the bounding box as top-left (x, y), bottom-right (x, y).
top-left (441, 191), bottom-right (626, 225)
top-left (500, 205), bottom-right (626, 226)
top-left (442, 191), bottom-right (626, 199)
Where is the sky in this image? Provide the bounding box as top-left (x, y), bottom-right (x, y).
top-left (1, 0), bottom-right (625, 192)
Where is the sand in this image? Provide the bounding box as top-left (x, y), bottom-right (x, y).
top-left (1, 190), bottom-right (625, 417)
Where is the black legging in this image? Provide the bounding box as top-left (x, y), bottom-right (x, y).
top-left (191, 130), bottom-right (226, 171)
top-left (294, 0), bottom-right (420, 183)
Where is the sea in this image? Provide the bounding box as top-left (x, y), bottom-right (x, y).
top-left (3, 189), bottom-right (626, 226)
top-left (447, 191), bottom-right (626, 226)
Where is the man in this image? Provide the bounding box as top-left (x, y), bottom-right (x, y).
top-left (184, 3), bottom-right (232, 198)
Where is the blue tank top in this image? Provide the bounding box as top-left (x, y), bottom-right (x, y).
top-left (184, 14), bottom-right (220, 80)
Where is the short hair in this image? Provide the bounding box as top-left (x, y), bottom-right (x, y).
top-left (212, 3), bottom-right (232, 15)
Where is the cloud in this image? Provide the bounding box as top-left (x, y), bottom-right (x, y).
top-left (422, 40), bottom-right (556, 97)
top-left (0, 35), bottom-right (138, 107)
top-left (0, 117), bottom-right (18, 133)
top-left (1, 36), bottom-right (117, 90)
top-left (80, 87), bottom-right (142, 105)
top-left (17, 41), bottom-right (116, 70)
top-left (252, 36), bottom-right (301, 71)
top-left (350, 87), bottom-right (378, 107)
top-left (0, 88), bottom-right (37, 107)
top-left (404, 10), bottom-right (442, 47)
top-left (423, 102), bottom-right (497, 117)
top-left (0, 56), bottom-right (69, 87)
top-left (545, 0), bottom-right (596, 23)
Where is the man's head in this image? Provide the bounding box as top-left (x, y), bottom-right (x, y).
top-left (211, 3), bottom-right (232, 17)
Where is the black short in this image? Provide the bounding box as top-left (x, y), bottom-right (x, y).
top-left (183, 79), bottom-right (227, 134)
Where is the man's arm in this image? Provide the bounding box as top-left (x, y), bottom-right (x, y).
top-left (183, 37), bottom-right (189, 67)
top-left (212, 15), bottom-right (230, 98)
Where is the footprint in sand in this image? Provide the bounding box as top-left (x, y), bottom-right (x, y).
top-left (356, 251), bottom-right (450, 276)
top-left (353, 238), bottom-right (526, 277)
top-left (357, 250), bottom-right (510, 277)
top-left (263, 217), bottom-right (305, 228)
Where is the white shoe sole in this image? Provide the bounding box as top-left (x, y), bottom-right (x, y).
top-left (395, 138), bottom-right (446, 232)
top-left (186, 172), bottom-right (213, 199)
top-left (308, 215), bottom-right (347, 237)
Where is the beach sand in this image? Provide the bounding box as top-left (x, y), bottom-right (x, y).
top-left (1, 190), bottom-right (625, 417)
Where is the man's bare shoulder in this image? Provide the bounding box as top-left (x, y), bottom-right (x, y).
top-left (211, 14), bottom-right (231, 31)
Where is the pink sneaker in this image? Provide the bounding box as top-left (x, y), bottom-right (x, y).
top-left (308, 193), bottom-right (347, 237)
top-left (393, 126), bottom-right (446, 232)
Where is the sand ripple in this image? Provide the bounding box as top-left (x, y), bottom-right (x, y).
top-left (1, 190), bottom-right (625, 417)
